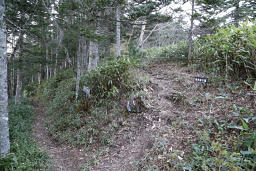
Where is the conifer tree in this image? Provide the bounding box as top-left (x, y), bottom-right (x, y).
top-left (0, 0), bottom-right (10, 159)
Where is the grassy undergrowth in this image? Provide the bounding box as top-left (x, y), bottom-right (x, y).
top-left (187, 23), bottom-right (256, 170)
top-left (136, 105), bottom-right (256, 170)
top-left (194, 21), bottom-right (256, 82)
top-left (130, 41), bottom-right (188, 67)
top-left (186, 106), bottom-right (256, 170)
top-left (134, 22), bottom-right (256, 170)
top-left (0, 99), bottom-right (50, 170)
top-left (38, 57), bottom-right (141, 147)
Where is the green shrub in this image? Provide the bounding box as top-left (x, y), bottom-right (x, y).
top-left (144, 41), bottom-right (188, 63)
top-left (128, 40), bottom-right (145, 59)
top-left (0, 100), bottom-right (50, 170)
top-left (47, 77), bottom-right (76, 116)
top-left (39, 69), bottom-right (75, 102)
top-left (24, 82), bottom-right (39, 97)
top-left (161, 41), bottom-right (188, 60)
top-left (81, 57), bottom-right (135, 100)
top-left (40, 57), bottom-right (138, 146)
top-left (195, 21), bottom-right (256, 81)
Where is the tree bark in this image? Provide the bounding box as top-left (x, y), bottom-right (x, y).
top-left (188, 0), bottom-right (195, 61)
top-left (88, 40), bottom-right (99, 70)
top-left (138, 19), bottom-right (147, 49)
top-left (80, 37), bottom-right (89, 75)
top-left (116, 6), bottom-right (121, 57)
top-left (0, 0), bottom-right (10, 158)
top-left (75, 37), bottom-right (82, 102)
top-left (88, 22), bottom-right (99, 70)
top-left (15, 33), bottom-right (24, 105)
top-left (38, 64), bottom-right (41, 84)
top-left (75, 58), bottom-right (81, 102)
top-left (54, 53), bottom-right (58, 76)
top-left (8, 57), bottom-right (15, 97)
top-left (75, 36), bottom-right (89, 101)
top-left (46, 44), bottom-right (49, 80)
top-left (50, 48), bottom-right (53, 78)
top-left (15, 68), bottom-right (22, 104)
top-left (142, 24), bottom-right (159, 46)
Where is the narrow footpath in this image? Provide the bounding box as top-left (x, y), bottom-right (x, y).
top-left (33, 62), bottom-right (203, 171)
top-left (32, 103), bottom-right (87, 171)
top-left (93, 62), bottom-right (201, 170)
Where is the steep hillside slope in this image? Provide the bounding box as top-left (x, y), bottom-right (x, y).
top-left (33, 61), bottom-right (256, 170)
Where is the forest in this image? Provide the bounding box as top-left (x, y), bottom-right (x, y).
top-left (0, 0), bottom-right (256, 170)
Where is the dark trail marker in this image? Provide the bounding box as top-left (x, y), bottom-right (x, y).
top-left (194, 77), bottom-right (208, 89)
top-left (194, 77), bottom-right (208, 83)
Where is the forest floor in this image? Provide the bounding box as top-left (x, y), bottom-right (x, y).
top-left (33, 103), bottom-right (88, 171)
top-left (92, 62), bottom-right (201, 170)
top-left (33, 61), bottom-right (252, 170)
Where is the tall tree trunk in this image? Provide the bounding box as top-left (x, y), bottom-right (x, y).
top-left (116, 6), bottom-right (121, 57)
top-left (75, 60), bottom-right (81, 102)
top-left (88, 40), bottom-right (99, 70)
top-left (9, 34), bottom-right (15, 97)
top-left (0, 0), bottom-right (10, 158)
top-left (88, 24), bottom-right (99, 70)
top-left (8, 57), bottom-right (15, 97)
top-left (75, 36), bottom-right (89, 101)
top-left (80, 37), bottom-right (89, 75)
top-left (38, 64), bottom-right (41, 84)
top-left (54, 54), bottom-right (58, 76)
top-left (50, 48), bottom-right (53, 78)
top-left (188, 0), bottom-right (195, 61)
top-left (15, 68), bottom-right (22, 104)
top-left (138, 19), bottom-right (147, 49)
top-left (75, 37), bottom-right (82, 102)
top-left (46, 45), bottom-right (49, 80)
top-left (15, 33), bottom-right (24, 105)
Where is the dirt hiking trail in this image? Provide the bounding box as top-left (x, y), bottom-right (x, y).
top-left (33, 62), bottom-right (203, 171)
top-left (33, 103), bottom-right (87, 171)
top-left (93, 62), bottom-right (202, 171)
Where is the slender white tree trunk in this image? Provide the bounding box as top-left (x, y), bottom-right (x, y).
top-left (88, 40), bottom-right (99, 70)
top-left (75, 36), bottom-right (89, 102)
top-left (46, 45), bottom-right (49, 80)
top-left (15, 33), bottom-right (23, 105)
top-left (15, 68), bottom-right (22, 104)
top-left (116, 6), bottom-right (121, 57)
top-left (88, 24), bottom-right (99, 70)
top-left (141, 24), bottom-right (159, 46)
top-left (38, 64), bottom-right (41, 84)
top-left (50, 48), bottom-right (53, 78)
top-left (75, 61), bottom-right (81, 102)
top-left (188, 0), bottom-right (195, 60)
top-left (0, 0), bottom-right (10, 158)
top-left (54, 54), bottom-right (57, 76)
top-left (80, 37), bottom-right (89, 75)
top-left (75, 37), bottom-right (82, 102)
top-left (138, 19), bottom-right (147, 49)
top-left (10, 59), bottom-right (15, 97)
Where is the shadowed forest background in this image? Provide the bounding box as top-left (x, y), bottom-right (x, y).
top-left (0, 0), bottom-right (256, 170)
